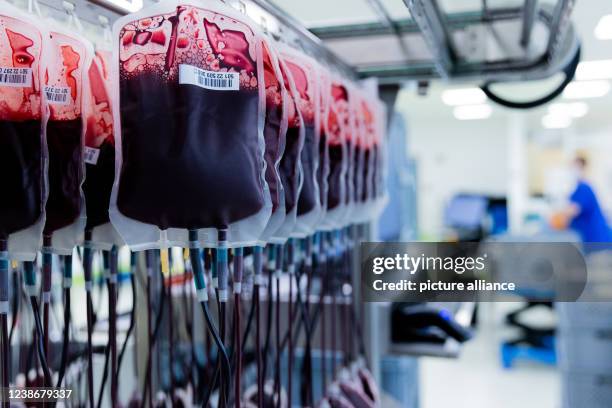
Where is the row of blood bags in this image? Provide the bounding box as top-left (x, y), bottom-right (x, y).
top-left (0, 0), bottom-right (387, 258)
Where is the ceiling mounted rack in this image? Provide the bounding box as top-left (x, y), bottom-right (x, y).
top-left (311, 0), bottom-right (579, 85)
top-left (14, 0), bottom-right (580, 99)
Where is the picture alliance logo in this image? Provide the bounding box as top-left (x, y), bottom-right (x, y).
top-left (371, 253), bottom-right (489, 275)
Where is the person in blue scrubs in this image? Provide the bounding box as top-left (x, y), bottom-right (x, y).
top-left (563, 157), bottom-right (612, 243)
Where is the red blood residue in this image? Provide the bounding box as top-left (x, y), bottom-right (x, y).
top-left (4, 29), bottom-right (37, 116)
top-left (6, 29), bottom-right (35, 67)
top-left (122, 31), bottom-right (135, 46)
top-left (286, 61), bottom-right (309, 102)
top-left (150, 29), bottom-right (166, 45)
top-left (176, 36), bottom-right (189, 48)
top-left (332, 84), bottom-right (347, 101)
top-left (60, 45), bottom-right (80, 102)
top-left (86, 58), bottom-right (113, 146)
top-left (204, 19), bottom-right (254, 73)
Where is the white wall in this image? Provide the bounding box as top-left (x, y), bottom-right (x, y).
top-left (404, 117), bottom-right (509, 238)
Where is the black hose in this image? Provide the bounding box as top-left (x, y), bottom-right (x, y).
top-left (234, 292), bottom-right (242, 408)
top-left (97, 279), bottom-right (111, 408)
top-left (201, 300), bottom-right (231, 408)
top-left (83, 234), bottom-right (95, 408)
top-left (109, 248), bottom-right (119, 408)
top-left (274, 275), bottom-right (280, 406)
top-left (168, 250), bottom-right (175, 403)
top-left (481, 45), bottom-right (581, 109)
top-left (29, 297), bottom-right (52, 385)
top-left (241, 293), bottom-right (256, 355)
top-left (1, 314), bottom-right (8, 404)
top-left (97, 343), bottom-right (111, 408)
top-left (118, 273), bottom-right (137, 373)
top-left (261, 269), bottom-right (273, 384)
top-left (254, 281), bottom-right (262, 408)
top-left (219, 302), bottom-right (229, 408)
top-left (55, 287), bottom-right (71, 387)
top-left (140, 266), bottom-right (167, 407)
top-left (8, 267), bottom-right (19, 346)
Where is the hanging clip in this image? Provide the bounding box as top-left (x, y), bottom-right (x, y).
top-left (260, 15), bottom-right (268, 35)
top-left (28, 0), bottom-right (43, 18)
top-left (99, 15), bottom-right (112, 45)
top-left (237, 0), bottom-right (247, 15)
top-left (63, 1), bottom-right (84, 33)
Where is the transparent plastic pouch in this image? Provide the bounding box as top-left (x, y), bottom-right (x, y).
top-left (110, 0), bottom-right (272, 249)
top-left (0, 2), bottom-right (47, 260)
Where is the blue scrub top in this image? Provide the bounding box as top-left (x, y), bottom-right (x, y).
top-left (569, 180), bottom-right (612, 242)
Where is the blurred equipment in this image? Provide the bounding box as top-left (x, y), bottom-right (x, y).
top-left (391, 303), bottom-right (473, 344)
top-left (444, 194), bottom-right (508, 241)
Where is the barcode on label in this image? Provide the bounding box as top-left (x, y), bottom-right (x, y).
top-left (179, 64), bottom-right (240, 91)
top-left (83, 147), bottom-right (100, 165)
top-left (44, 86), bottom-right (70, 105)
top-left (197, 75), bottom-right (234, 89)
top-left (0, 67), bottom-right (32, 87)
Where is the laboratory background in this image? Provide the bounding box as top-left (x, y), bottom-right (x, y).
top-left (0, 0), bottom-right (611, 407)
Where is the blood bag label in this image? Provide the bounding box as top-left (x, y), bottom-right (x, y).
top-left (179, 64), bottom-right (239, 91)
top-left (83, 147), bottom-right (100, 165)
top-left (44, 86), bottom-right (71, 105)
top-left (0, 67), bottom-right (32, 87)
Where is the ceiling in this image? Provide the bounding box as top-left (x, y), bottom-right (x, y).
top-left (271, 0), bottom-right (612, 134)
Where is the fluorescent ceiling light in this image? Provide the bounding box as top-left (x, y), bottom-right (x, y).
top-left (595, 15), bottom-right (612, 40)
top-left (563, 80), bottom-right (611, 99)
top-left (542, 114), bottom-right (571, 129)
top-left (442, 88), bottom-right (486, 106)
top-left (576, 60), bottom-right (612, 80)
top-left (548, 102), bottom-right (589, 118)
top-left (453, 104), bottom-right (492, 120)
top-left (99, 0), bottom-right (143, 13)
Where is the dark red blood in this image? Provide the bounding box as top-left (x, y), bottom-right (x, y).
top-left (318, 131), bottom-right (329, 206)
top-left (327, 143), bottom-right (343, 210)
top-left (43, 119), bottom-right (83, 234)
top-left (0, 120), bottom-right (43, 238)
top-left (297, 125), bottom-right (316, 215)
top-left (83, 140), bottom-right (115, 229)
top-left (263, 95), bottom-right (282, 212)
top-left (279, 126), bottom-right (300, 214)
top-left (117, 73), bottom-right (265, 230)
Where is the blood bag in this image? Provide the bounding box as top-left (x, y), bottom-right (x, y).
top-left (110, 0), bottom-right (271, 249)
top-left (0, 2), bottom-right (46, 259)
top-left (256, 38), bottom-right (288, 244)
top-left (340, 82), bottom-right (357, 227)
top-left (321, 76), bottom-right (349, 230)
top-left (350, 91), bottom-right (377, 223)
top-left (41, 24), bottom-right (91, 253)
top-left (82, 48), bottom-right (123, 248)
top-left (278, 45), bottom-right (321, 238)
top-left (317, 65), bottom-right (331, 224)
top-left (270, 52), bottom-right (304, 243)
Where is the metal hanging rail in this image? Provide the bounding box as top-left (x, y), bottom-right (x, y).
top-left (16, 0), bottom-right (580, 86)
top-left (312, 0), bottom-right (578, 84)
